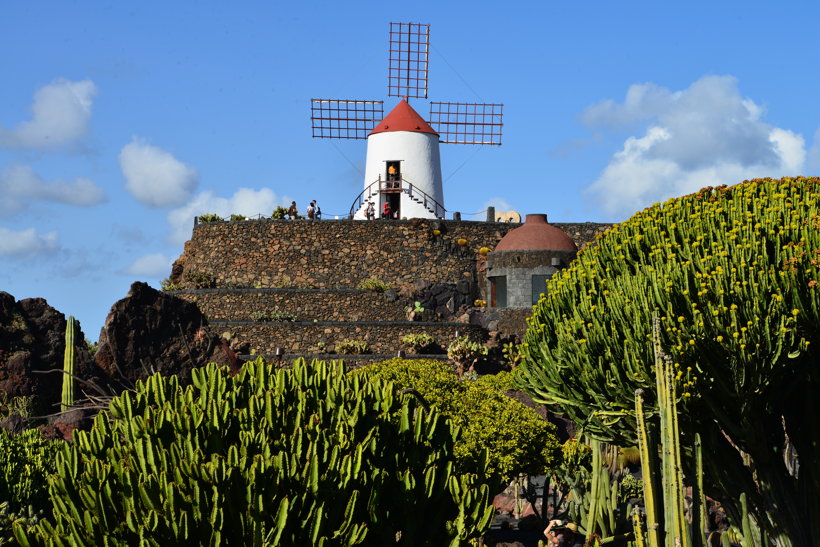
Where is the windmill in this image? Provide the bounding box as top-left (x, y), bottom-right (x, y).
top-left (311, 22), bottom-right (503, 220)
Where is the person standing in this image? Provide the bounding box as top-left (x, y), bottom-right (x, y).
top-left (312, 200), bottom-right (322, 220)
top-left (365, 201), bottom-right (375, 220)
top-left (287, 201), bottom-right (298, 219)
top-left (306, 201), bottom-right (316, 220)
top-left (382, 201), bottom-right (391, 219)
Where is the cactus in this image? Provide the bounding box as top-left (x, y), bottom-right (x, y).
top-left (519, 177), bottom-right (820, 543)
top-left (15, 358), bottom-right (494, 545)
top-left (60, 316), bottom-right (76, 413)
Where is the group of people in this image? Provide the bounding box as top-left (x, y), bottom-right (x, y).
top-left (286, 200), bottom-right (321, 220)
top-left (364, 201), bottom-right (398, 220)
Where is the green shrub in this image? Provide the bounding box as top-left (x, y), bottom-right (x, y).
top-left (0, 429), bottom-right (60, 515)
top-left (159, 278), bottom-right (181, 291)
top-left (501, 341), bottom-right (523, 367)
top-left (401, 333), bottom-right (437, 352)
top-left (475, 370), bottom-right (517, 392)
top-left (447, 336), bottom-right (488, 376)
top-left (249, 309), bottom-right (297, 322)
top-left (229, 213), bottom-right (247, 222)
top-left (14, 359), bottom-right (495, 545)
top-left (0, 394), bottom-right (34, 421)
top-left (197, 213), bottom-right (222, 223)
top-left (335, 339), bottom-right (370, 354)
top-left (182, 271), bottom-right (215, 289)
top-left (357, 278), bottom-right (391, 292)
top-left (354, 359), bottom-right (560, 480)
top-left (271, 206), bottom-right (287, 219)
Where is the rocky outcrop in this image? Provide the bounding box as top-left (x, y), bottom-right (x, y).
top-left (0, 292), bottom-right (99, 416)
top-left (94, 282), bottom-right (239, 388)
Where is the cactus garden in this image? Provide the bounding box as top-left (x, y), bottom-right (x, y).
top-left (0, 176), bottom-right (818, 545)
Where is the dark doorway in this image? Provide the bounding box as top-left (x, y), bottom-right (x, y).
top-left (387, 193), bottom-right (400, 219)
top-left (386, 161), bottom-right (401, 181)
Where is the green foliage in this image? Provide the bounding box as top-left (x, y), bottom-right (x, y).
top-left (0, 503), bottom-right (44, 546)
top-left (229, 213), bottom-right (246, 221)
top-left (61, 316), bottom-right (76, 413)
top-left (474, 370), bottom-right (517, 392)
top-left (355, 359), bottom-right (560, 480)
top-left (182, 271), bottom-right (216, 289)
top-left (14, 359), bottom-right (494, 545)
top-left (197, 213), bottom-right (222, 223)
top-left (519, 177), bottom-right (820, 544)
top-left (447, 336), bottom-right (488, 376)
top-left (335, 339), bottom-right (370, 354)
top-left (0, 394), bottom-right (34, 421)
top-left (160, 278), bottom-right (181, 291)
top-left (502, 341), bottom-right (523, 367)
top-left (271, 205), bottom-right (287, 219)
top-left (249, 309), bottom-right (297, 322)
top-left (405, 301), bottom-right (425, 313)
top-left (357, 278), bottom-right (391, 292)
top-left (0, 429), bottom-right (60, 515)
top-left (401, 333), bottom-right (437, 353)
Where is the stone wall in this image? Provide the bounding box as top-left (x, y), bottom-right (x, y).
top-left (171, 218), bottom-right (614, 292)
top-left (211, 320), bottom-right (484, 355)
top-left (168, 218), bottom-right (613, 358)
top-left (174, 288), bottom-right (406, 322)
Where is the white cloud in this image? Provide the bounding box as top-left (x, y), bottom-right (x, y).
top-left (120, 137), bottom-right (198, 208)
top-left (121, 253), bottom-right (173, 277)
top-left (167, 188), bottom-right (285, 245)
top-left (0, 164), bottom-right (106, 217)
top-left (806, 127), bottom-right (820, 173)
top-left (0, 227), bottom-right (59, 257)
top-left (583, 75), bottom-right (807, 217)
top-left (0, 79), bottom-right (97, 150)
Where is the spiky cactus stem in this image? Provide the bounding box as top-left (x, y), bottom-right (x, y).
top-left (61, 316), bottom-right (76, 413)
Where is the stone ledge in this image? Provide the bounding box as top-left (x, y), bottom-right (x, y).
top-left (213, 321), bottom-right (484, 355)
top-left (240, 353), bottom-right (450, 370)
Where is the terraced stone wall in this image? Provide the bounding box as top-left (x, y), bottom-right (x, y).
top-left (171, 218), bottom-right (612, 291)
top-left (177, 288), bottom-right (405, 322)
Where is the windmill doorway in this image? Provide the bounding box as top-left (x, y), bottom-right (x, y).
top-left (385, 161), bottom-right (401, 190)
top-left (383, 193), bottom-right (400, 219)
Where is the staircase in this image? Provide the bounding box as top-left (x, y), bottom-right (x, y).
top-left (350, 177), bottom-right (445, 219)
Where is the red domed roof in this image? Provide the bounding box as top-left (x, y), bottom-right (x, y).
top-left (370, 99), bottom-right (438, 136)
top-left (495, 214), bottom-right (577, 252)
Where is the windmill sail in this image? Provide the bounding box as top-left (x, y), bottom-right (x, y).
top-left (429, 102), bottom-right (503, 145)
top-left (388, 22), bottom-right (429, 99)
top-left (311, 100), bottom-right (384, 140)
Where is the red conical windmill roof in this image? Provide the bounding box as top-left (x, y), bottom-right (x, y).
top-left (370, 99), bottom-right (438, 136)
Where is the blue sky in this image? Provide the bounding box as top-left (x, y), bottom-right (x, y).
top-left (2, 1), bottom-right (820, 339)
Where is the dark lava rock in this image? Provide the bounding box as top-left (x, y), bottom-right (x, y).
top-left (0, 291), bottom-right (99, 416)
top-left (94, 282), bottom-right (238, 388)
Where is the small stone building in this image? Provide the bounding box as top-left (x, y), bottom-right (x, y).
top-left (486, 214), bottom-right (577, 308)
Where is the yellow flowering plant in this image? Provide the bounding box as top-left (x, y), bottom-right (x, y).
top-left (518, 177), bottom-right (820, 544)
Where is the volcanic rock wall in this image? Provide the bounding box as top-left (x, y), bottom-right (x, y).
top-left (168, 218), bottom-right (612, 361)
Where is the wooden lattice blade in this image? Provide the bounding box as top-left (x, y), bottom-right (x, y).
top-left (311, 99), bottom-right (384, 140)
top-left (388, 22), bottom-right (429, 99)
top-left (429, 102), bottom-right (503, 145)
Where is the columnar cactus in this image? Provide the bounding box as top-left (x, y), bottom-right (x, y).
top-left (15, 358), bottom-right (494, 545)
top-left (60, 316), bottom-right (76, 413)
top-left (519, 177), bottom-right (820, 544)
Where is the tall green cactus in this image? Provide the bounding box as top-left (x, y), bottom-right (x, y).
top-left (15, 358), bottom-right (494, 545)
top-left (60, 316), bottom-right (76, 413)
top-left (520, 177), bottom-right (820, 543)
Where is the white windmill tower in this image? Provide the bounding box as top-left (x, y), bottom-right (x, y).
top-left (311, 22), bottom-right (503, 220)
